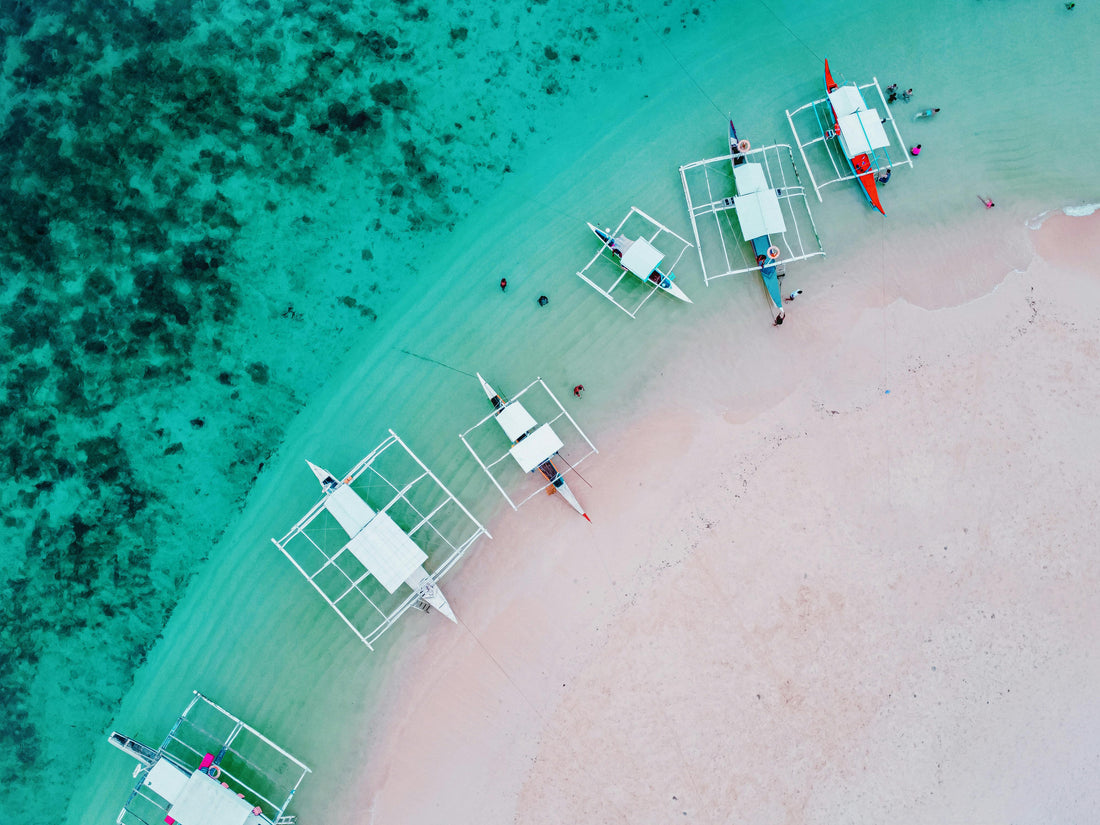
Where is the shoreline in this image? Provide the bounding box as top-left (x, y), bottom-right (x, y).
top-left (330, 208), bottom-right (1100, 823)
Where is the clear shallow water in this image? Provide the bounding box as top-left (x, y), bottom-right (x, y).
top-left (1, 0), bottom-right (1097, 821)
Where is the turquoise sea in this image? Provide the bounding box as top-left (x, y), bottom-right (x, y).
top-left (1, 0), bottom-right (1096, 821)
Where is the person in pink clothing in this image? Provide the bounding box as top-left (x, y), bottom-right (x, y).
top-left (910, 144), bottom-right (922, 156)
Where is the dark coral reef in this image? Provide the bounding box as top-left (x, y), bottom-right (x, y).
top-left (0, 0), bottom-right (690, 817)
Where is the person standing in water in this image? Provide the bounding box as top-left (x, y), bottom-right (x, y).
top-left (500, 278), bottom-right (507, 292)
top-left (911, 144), bottom-right (922, 156)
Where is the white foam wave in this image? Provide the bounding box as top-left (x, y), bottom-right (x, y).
top-left (1026, 202), bottom-right (1099, 230)
top-left (1063, 202), bottom-right (1100, 217)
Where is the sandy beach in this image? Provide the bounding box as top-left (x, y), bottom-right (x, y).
top-left (332, 209), bottom-right (1100, 824)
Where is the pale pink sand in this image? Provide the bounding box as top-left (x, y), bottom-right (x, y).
top-left (335, 211), bottom-right (1100, 824)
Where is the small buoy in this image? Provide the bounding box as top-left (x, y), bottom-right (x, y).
top-left (208, 765), bottom-right (221, 780)
top-left (767, 245), bottom-right (780, 260)
top-left (737, 139), bottom-right (751, 153)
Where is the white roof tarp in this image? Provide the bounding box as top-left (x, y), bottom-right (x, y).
top-left (827, 85), bottom-right (866, 117)
top-left (342, 512), bottom-right (427, 594)
top-left (168, 771), bottom-right (254, 825)
top-left (734, 162), bottom-right (768, 195)
top-left (620, 237), bottom-right (664, 277)
top-left (734, 190), bottom-right (787, 241)
top-left (323, 484), bottom-right (375, 535)
top-left (837, 111), bottom-right (890, 156)
top-left (144, 759), bottom-right (190, 804)
top-left (509, 424), bottom-right (564, 473)
top-left (495, 402), bottom-right (537, 442)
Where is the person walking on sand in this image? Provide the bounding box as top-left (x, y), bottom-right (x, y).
top-left (773, 308), bottom-right (785, 326)
top-left (500, 278), bottom-right (507, 291)
top-left (983, 198), bottom-right (995, 209)
top-left (910, 144), bottom-right (922, 156)
top-left (785, 289), bottom-right (803, 303)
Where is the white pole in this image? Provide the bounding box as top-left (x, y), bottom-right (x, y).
top-left (787, 108), bottom-right (823, 202)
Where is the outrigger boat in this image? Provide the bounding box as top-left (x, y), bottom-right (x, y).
top-left (459, 375), bottom-right (598, 518)
top-left (678, 124), bottom-right (824, 311)
top-left (576, 206), bottom-right (694, 318)
top-left (729, 122), bottom-right (786, 314)
top-left (110, 692), bottom-right (310, 825)
top-left (272, 431), bottom-right (489, 649)
top-left (587, 224), bottom-right (692, 304)
top-left (304, 460), bottom-right (458, 621)
top-left (477, 373), bottom-right (590, 521)
top-left (785, 64), bottom-right (911, 210)
top-left (823, 58), bottom-right (890, 215)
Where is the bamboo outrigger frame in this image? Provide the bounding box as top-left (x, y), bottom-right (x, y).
top-left (575, 206), bottom-right (694, 318)
top-left (679, 142), bottom-right (825, 286)
top-left (458, 377), bottom-right (598, 512)
top-left (785, 75), bottom-right (913, 203)
top-left (271, 430), bottom-right (489, 649)
top-left (110, 691), bottom-right (310, 825)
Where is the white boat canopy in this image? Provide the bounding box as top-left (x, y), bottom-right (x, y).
top-left (143, 759), bottom-right (189, 803)
top-left (343, 513), bottom-right (429, 594)
top-left (324, 483), bottom-right (373, 535)
top-left (509, 424), bottom-right (564, 473)
top-left (734, 191), bottom-right (787, 241)
top-left (168, 772), bottom-right (256, 825)
top-left (733, 162), bottom-right (787, 240)
top-left (495, 401), bottom-right (537, 442)
top-left (837, 110), bottom-right (890, 156)
top-left (827, 85), bottom-right (866, 117)
top-left (734, 162), bottom-right (769, 194)
top-left (620, 236), bottom-right (664, 277)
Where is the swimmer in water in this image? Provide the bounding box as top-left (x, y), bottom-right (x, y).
top-left (916, 108), bottom-right (941, 119)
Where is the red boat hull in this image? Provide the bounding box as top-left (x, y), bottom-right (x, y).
top-left (824, 59), bottom-right (885, 216)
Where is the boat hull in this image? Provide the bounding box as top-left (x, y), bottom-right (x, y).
top-left (824, 58), bottom-right (886, 216)
top-left (539, 460), bottom-right (589, 520)
top-left (406, 568), bottom-right (456, 622)
top-left (750, 236), bottom-right (783, 309)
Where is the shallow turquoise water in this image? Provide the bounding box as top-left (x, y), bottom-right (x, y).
top-left (1, 0), bottom-right (1097, 821)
